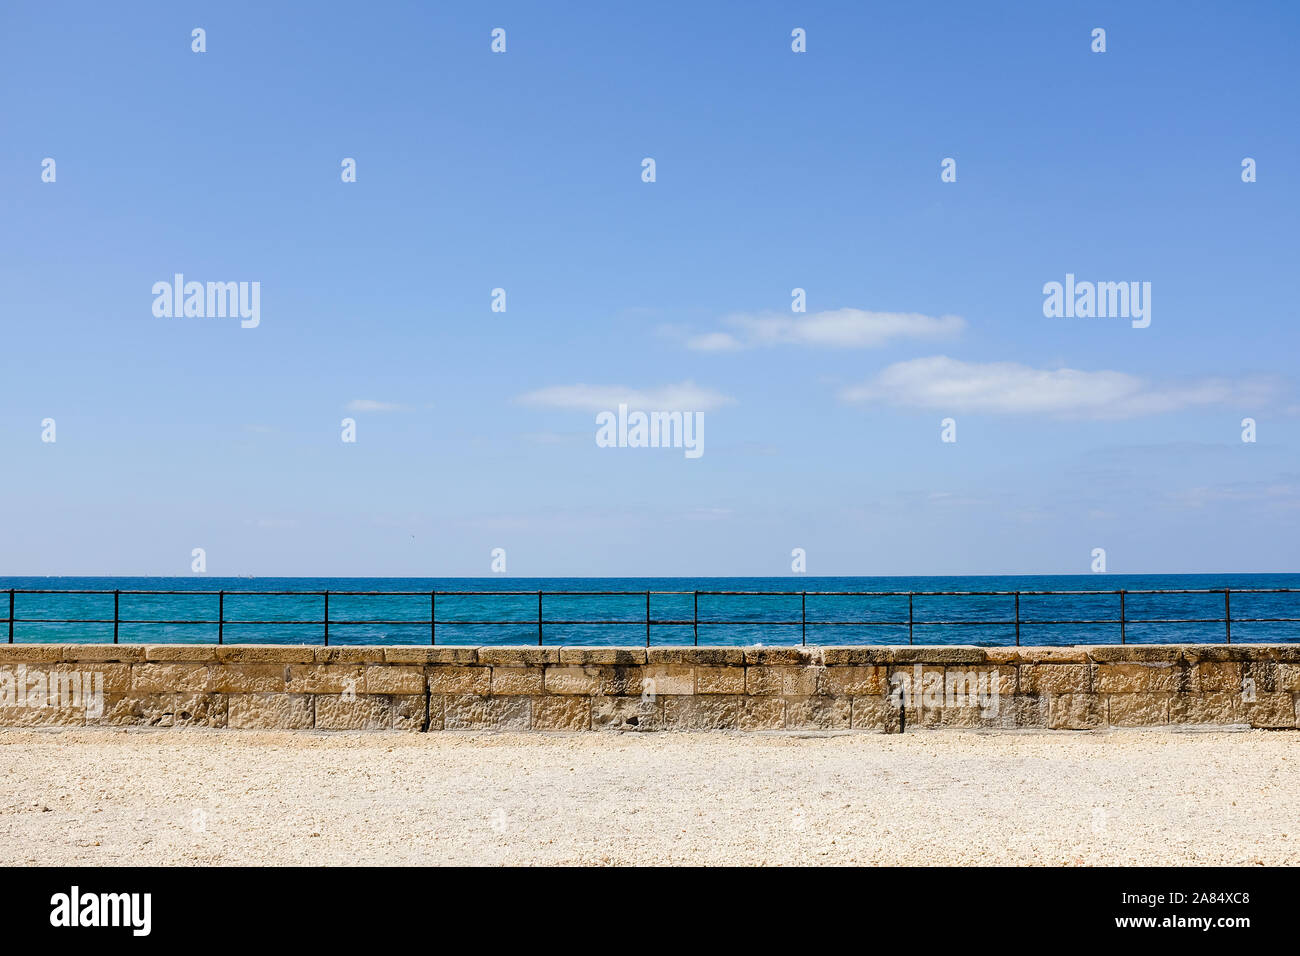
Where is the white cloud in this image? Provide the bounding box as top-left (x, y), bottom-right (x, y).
top-left (517, 381), bottom-right (735, 412)
top-left (686, 308), bottom-right (964, 351)
top-left (345, 399), bottom-right (407, 412)
top-left (840, 356), bottom-right (1280, 419)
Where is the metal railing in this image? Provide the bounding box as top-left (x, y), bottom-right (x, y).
top-left (3, 587), bottom-right (1299, 646)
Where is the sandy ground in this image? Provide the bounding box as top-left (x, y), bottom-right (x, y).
top-left (0, 727), bottom-right (1296, 865)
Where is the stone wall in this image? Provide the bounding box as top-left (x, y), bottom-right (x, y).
top-left (0, 643), bottom-right (1297, 731)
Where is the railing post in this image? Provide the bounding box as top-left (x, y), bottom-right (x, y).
top-left (645, 590), bottom-right (651, 648)
top-left (1013, 591), bottom-right (1020, 647)
top-left (537, 591), bottom-right (543, 646)
top-left (7, 590), bottom-right (13, 644)
top-left (113, 589), bottom-right (120, 645)
top-left (1119, 590), bottom-right (1126, 645)
top-left (218, 590), bottom-right (224, 645)
top-left (908, 592), bottom-right (914, 645)
top-left (801, 591), bottom-right (806, 646)
top-left (323, 590), bottom-right (329, 646)
top-left (431, 591), bottom-right (437, 646)
top-left (693, 591), bottom-right (698, 646)
top-left (1224, 589), bottom-right (1231, 644)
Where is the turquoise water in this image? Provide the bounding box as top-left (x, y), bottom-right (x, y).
top-left (1, 575), bottom-right (1297, 646)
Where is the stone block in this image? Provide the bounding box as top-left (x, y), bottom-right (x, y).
top-left (663, 695), bottom-right (742, 730)
top-left (425, 666), bottom-right (491, 695)
top-left (695, 666), bottom-right (746, 694)
top-left (489, 667), bottom-right (545, 695)
top-left (531, 696), bottom-right (590, 731)
top-left (784, 696), bottom-right (851, 730)
top-left (1108, 693), bottom-right (1171, 727)
top-left (227, 693), bottom-right (314, 729)
top-left (591, 696), bottom-right (662, 731)
top-left (443, 695), bottom-right (530, 731)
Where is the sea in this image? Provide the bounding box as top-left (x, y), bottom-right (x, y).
top-left (2, 574), bottom-right (1298, 646)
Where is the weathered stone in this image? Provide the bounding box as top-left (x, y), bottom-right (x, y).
top-left (851, 696), bottom-right (901, 733)
top-left (26, 662), bottom-right (131, 696)
top-left (172, 692), bottom-right (227, 728)
top-left (1108, 693), bottom-right (1171, 726)
top-left (608, 667), bottom-right (648, 696)
top-left (1277, 663), bottom-right (1300, 693)
top-left (743, 647), bottom-right (821, 666)
top-left (489, 667), bottom-right (545, 695)
top-left (1190, 662), bottom-right (1242, 694)
top-left (544, 666), bottom-right (606, 695)
top-left (820, 647), bottom-right (897, 666)
top-left (531, 696), bottom-right (590, 731)
top-left (889, 646), bottom-right (988, 664)
top-left (101, 694), bottom-right (180, 727)
top-left (1240, 660), bottom-right (1278, 694)
top-left (63, 645), bottom-right (147, 663)
top-left (443, 695), bottom-right (530, 731)
top-left (1092, 662), bottom-right (1179, 694)
top-left (425, 666), bottom-right (491, 695)
top-left (131, 662), bottom-right (215, 693)
top-left (214, 645), bottom-right (315, 664)
top-left (1020, 663), bottom-right (1089, 695)
top-left (744, 666), bottom-right (783, 696)
top-left (820, 666), bottom-right (888, 696)
top-left (476, 647), bottom-right (559, 666)
top-left (591, 696), bottom-right (662, 731)
top-left (1013, 695), bottom-right (1049, 729)
top-left (739, 697), bottom-right (785, 730)
top-left (427, 694), bottom-right (445, 731)
top-left (784, 696), bottom-right (851, 730)
top-left (663, 695), bottom-right (742, 730)
top-left (383, 646), bottom-right (476, 665)
top-left (361, 665), bottom-right (424, 695)
top-left (1241, 694), bottom-right (1296, 729)
top-left (557, 647), bottom-right (645, 666)
top-left (1048, 693), bottom-right (1103, 730)
top-left (392, 694), bottom-right (427, 732)
top-left (982, 647), bottom-right (1023, 665)
top-left (940, 703), bottom-right (1011, 729)
top-left (283, 664), bottom-right (363, 695)
top-left (210, 663), bottom-right (288, 694)
top-left (648, 646), bottom-right (744, 666)
top-left (887, 664), bottom-right (945, 712)
top-left (143, 644), bottom-right (219, 661)
top-left (0, 645), bottom-right (66, 662)
top-left (1171, 693), bottom-right (1238, 725)
top-left (1027, 647), bottom-right (1090, 663)
top-left (0, 703), bottom-right (89, 727)
top-left (227, 693), bottom-right (313, 729)
top-left (958, 664), bottom-right (1017, 698)
top-left (315, 694), bottom-right (394, 730)
top-left (641, 665), bottom-right (694, 696)
top-left (781, 665), bottom-right (822, 697)
top-left (695, 666), bottom-right (746, 694)
top-left (313, 646), bottom-right (386, 664)
top-left (1085, 645), bottom-right (1185, 663)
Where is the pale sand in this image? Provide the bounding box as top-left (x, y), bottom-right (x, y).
top-left (0, 727), bottom-right (1296, 866)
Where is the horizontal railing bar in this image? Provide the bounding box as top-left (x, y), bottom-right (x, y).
top-left (11, 617), bottom-right (1296, 627)
top-left (9, 587), bottom-right (1300, 596)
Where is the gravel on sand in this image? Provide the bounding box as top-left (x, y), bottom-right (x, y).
top-left (0, 727), bottom-right (1295, 865)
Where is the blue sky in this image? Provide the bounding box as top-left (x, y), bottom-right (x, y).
top-left (2, 0), bottom-right (1298, 576)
